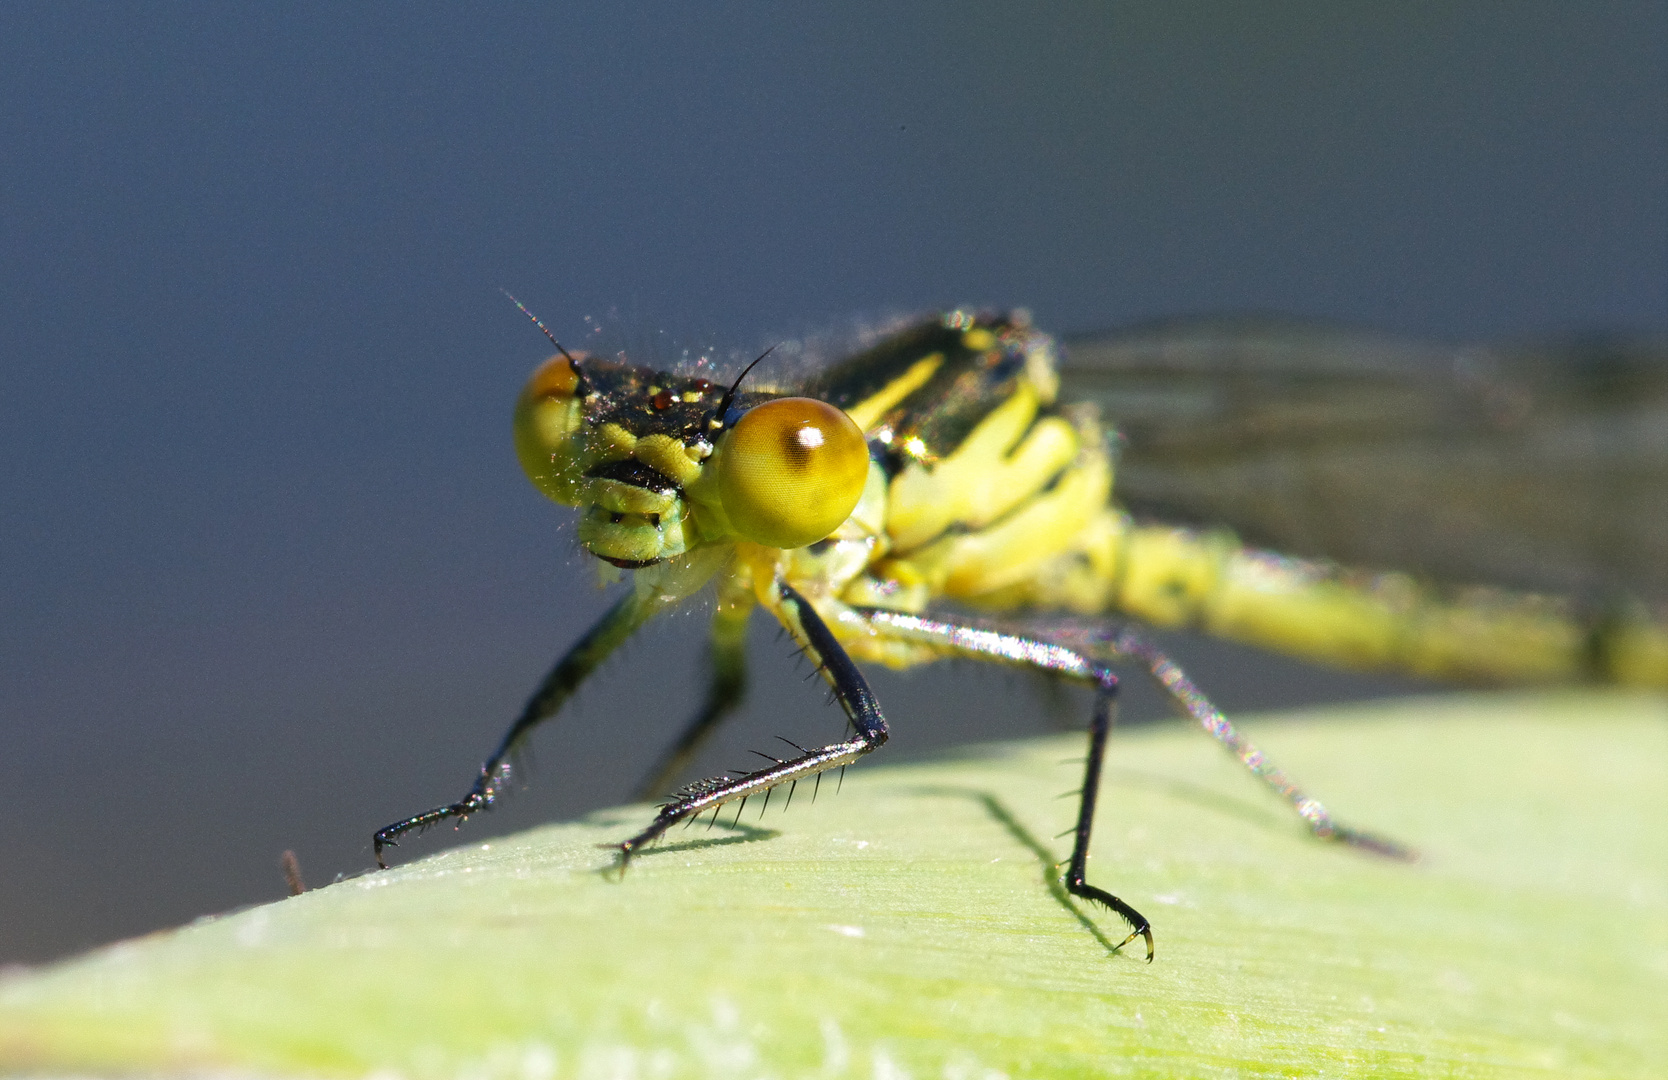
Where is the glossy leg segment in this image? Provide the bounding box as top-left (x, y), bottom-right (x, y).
top-left (373, 590), bottom-right (658, 867)
top-left (871, 610), bottom-right (1412, 860)
top-left (632, 597), bottom-right (754, 801)
top-left (614, 582), bottom-right (888, 864)
top-left (1041, 620), bottom-right (1413, 859)
top-left (856, 610), bottom-right (1154, 960)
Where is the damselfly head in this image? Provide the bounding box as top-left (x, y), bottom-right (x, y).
top-left (512, 348), bottom-right (870, 567)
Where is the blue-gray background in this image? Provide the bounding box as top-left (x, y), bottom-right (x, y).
top-left (2, 3), bottom-right (1663, 964)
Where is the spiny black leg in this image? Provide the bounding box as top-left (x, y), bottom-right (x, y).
top-left (632, 600), bottom-right (752, 801)
top-left (1052, 624), bottom-right (1414, 860)
top-left (866, 608), bottom-right (1411, 858)
top-left (1065, 679), bottom-right (1154, 962)
top-left (615, 583), bottom-right (888, 865)
top-left (373, 590), bottom-right (656, 868)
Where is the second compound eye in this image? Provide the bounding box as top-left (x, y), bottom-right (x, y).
top-left (512, 353), bottom-right (586, 505)
top-left (716, 397), bottom-right (869, 550)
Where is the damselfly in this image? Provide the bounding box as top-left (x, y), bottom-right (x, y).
top-left (374, 310), bottom-right (1668, 961)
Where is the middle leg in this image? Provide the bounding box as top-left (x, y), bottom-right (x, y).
top-left (632, 593), bottom-right (755, 801)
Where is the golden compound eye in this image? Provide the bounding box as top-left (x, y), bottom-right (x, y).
top-left (523, 354), bottom-right (581, 399)
top-left (717, 397), bottom-right (869, 549)
top-left (513, 353), bottom-right (585, 504)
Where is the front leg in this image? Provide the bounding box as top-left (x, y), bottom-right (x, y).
top-left (374, 590), bottom-right (658, 868)
top-left (615, 582), bottom-right (888, 862)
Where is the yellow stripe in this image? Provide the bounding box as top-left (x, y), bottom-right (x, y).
top-left (844, 353), bottom-right (946, 431)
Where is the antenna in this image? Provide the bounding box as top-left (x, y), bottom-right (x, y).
top-left (501, 289), bottom-right (579, 365)
top-left (712, 343), bottom-right (780, 429)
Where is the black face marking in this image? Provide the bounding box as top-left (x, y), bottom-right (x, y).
top-left (587, 459), bottom-right (681, 493)
top-left (599, 555), bottom-right (659, 569)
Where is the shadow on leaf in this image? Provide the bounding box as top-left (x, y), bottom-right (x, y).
top-left (909, 785), bottom-right (1137, 960)
top-left (601, 817), bottom-right (781, 873)
top-left (1102, 767), bottom-right (1294, 838)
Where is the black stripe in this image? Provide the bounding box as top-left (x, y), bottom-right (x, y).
top-left (585, 459), bottom-right (681, 493)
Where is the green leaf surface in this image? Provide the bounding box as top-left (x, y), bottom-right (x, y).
top-left (3, 691), bottom-right (1664, 1079)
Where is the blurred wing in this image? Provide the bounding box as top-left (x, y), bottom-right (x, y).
top-left (1060, 317), bottom-right (1668, 607)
